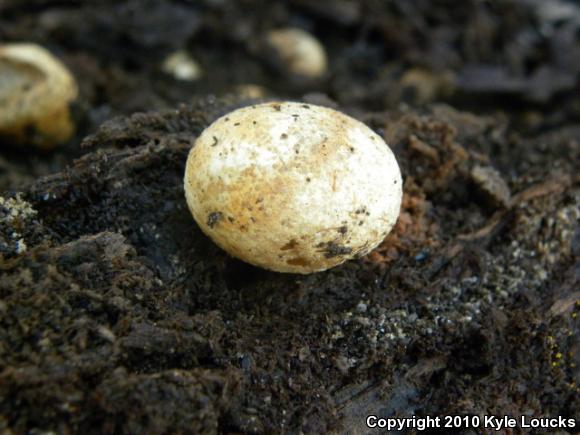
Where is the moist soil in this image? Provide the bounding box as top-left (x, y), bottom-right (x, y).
top-left (0, 1), bottom-right (579, 434)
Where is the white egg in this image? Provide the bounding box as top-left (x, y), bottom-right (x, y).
top-left (0, 43), bottom-right (78, 148)
top-left (184, 101), bottom-right (402, 274)
top-left (161, 50), bottom-right (202, 81)
top-left (265, 28), bottom-right (328, 78)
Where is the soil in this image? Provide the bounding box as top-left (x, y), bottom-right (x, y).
top-left (0, 1), bottom-right (579, 434)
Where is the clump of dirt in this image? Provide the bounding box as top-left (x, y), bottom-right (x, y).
top-left (1, 96), bottom-right (577, 433)
top-left (0, 0), bottom-right (578, 433)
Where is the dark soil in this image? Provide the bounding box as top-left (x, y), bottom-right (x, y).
top-left (0, 1), bottom-right (579, 434)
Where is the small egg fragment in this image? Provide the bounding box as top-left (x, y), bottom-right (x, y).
top-left (184, 101), bottom-right (402, 274)
top-left (265, 28), bottom-right (328, 78)
top-left (0, 43), bottom-right (78, 149)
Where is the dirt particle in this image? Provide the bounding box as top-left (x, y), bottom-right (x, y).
top-left (320, 242), bottom-right (352, 258)
top-left (280, 239), bottom-right (299, 250)
top-left (207, 211), bottom-right (223, 228)
top-left (470, 165), bottom-right (511, 208)
top-left (287, 257), bottom-right (310, 267)
top-left (211, 136), bottom-right (219, 146)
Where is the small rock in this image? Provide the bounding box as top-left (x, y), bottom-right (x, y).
top-left (356, 302), bottom-right (367, 313)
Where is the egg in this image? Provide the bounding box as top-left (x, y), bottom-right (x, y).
top-left (161, 50), bottom-right (202, 81)
top-left (184, 101), bottom-right (402, 273)
top-left (0, 43), bottom-right (78, 148)
top-left (265, 28), bottom-right (328, 78)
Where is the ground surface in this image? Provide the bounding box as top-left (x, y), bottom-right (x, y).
top-left (0, 1), bottom-right (579, 434)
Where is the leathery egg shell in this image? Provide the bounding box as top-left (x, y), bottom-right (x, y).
top-left (265, 28), bottom-right (327, 78)
top-left (0, 43), bottom-right (78, 148)
top-left (184, 101), bottom-right (402, 274)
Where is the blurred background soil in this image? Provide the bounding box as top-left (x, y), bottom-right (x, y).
top-left (0, 0), bottom-right (579, 433)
